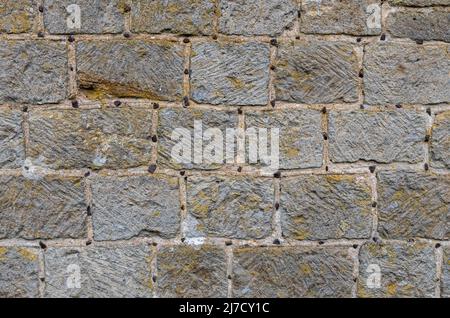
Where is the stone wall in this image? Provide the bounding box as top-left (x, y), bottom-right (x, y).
top-left (0, 0), bottom-right (449, 298)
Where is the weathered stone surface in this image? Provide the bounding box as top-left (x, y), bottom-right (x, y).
top-left (389, 0), bottom-right (450, 6)
top-left (0, 0), bottom-right (37, 33)
top-left (275, 41), bottom-right (359, 104)
top-left (44, 0), bottom-right (125, 34)
top-left (329, 110), bottom-right (427, 163)
top-left (44, 245), bottom-right (152, 297)
top-left (0, 109), bottom-right (24, 168)
top-left (232, 247), bottom-right (354, 297)
top-left (77, 40), bottom-right (184, 101)
top-left (387, 8), bottom-right (450, 43)
top-left (0, 247), bottom-right (39, 298)
top-left (218, 0), bottom-right (297, 36)
top-left (158, 108), bottom-right (238, 169)
top-left (377, 171), bottom-right (450, 240)
top-left (281, 175), bottom-right (372, 240)
top-left (131, 0), bottom-right (215, 35)
top-left (92, 175), bottom-right (180, 240)
top-left (186, 176), bottom-right (273, 239)
top-left (431, 111), bottom-right (450, 169)
top-left (0, 176), bottom-right (87, 239)
top-left (0, 41), bottom-right (68, 104)
top-left (442, 247), bottom-right (450, 298)
top-left (364, 42), bottom-right (449, 105)
top-left (191, 42), bottom-right (270, 105)
top-left (157, 245), bottom-right (227, 298)
top-left (358, 242), bottom-right (436, 298)
top-left (28, 108), bottom-right (153, 170)
top-left (300, 0), bottom-right (381, 35)
top-left (245, 110), bottom-right (323, 169)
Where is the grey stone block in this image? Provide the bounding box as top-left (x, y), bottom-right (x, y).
top-left (431, 111), bottom-right (450, 169)
top-left (281, 175), bottom-right (372, 240)
top-left (0, 109), bottom-right (24, 168)
top-left (44, 245), bottom-right (152, 297)
top-left (0, 176), bottom-right (87, 240)
top-left (190, 42), bottom-right (270, 105)
top-left (232, 247), bottom-right (354, 297)
top-left (77, 40), bottom-right (184, 101)
top-left (329, 110), bottom-right (427, 163)
top-left (0, 41), bottom-right (68, 104)
top-left (186, 176), bottom-right (273, 239)
top-left (0, 0), bottom-right (37, 33)
top-left (275, 41), bottom-right (359, 104)
top-left (28, 108), bottom-right (153, 170)
top-left (92, 175), bottom-right (180, 240)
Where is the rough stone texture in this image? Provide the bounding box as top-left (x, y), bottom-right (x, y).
top-left (0, 0), bottom-right (37, 33)
top-left (0, 247), bottom-right (39, 297)
top-left (364, 42), bottom-right (450, 105)
top-left (158, 108), bottom-right (238, 169)
top-left (0, 41), bottom-right (68, 104)
top-left (387, 8), bottom-right (450, 43)
top-left (0, 109), bottom-right (24, 169)
top-left (218, 0), bottom-right (297, 36)
top-left (131, 0), bottom-right (215, 35)
top-left (77, 40), bottom-right (184, 101)
top-left (358, 242), bottom-right (436, 298)
top-left (329, 110), bottom-right (427, 164)
top-left (300, 0), bottom-right (381, 35)
top-left (389, 0), bottom-right (450, 6)
top-left (245, 110), bottom-right (323, 169)
top-left (442, 247), bottom-right (450, 298)
top-left (190, 42), bottom-right (270, 105)
top-left (377, 171), bottom-right (450, 240)
top-left (28, 108), bottom-right (153, 170)
top-left (44, 245), bottom-right (152, 297)
top-left (157, 245), bottom-right (227, 298)
top-left (44, 0), bottom-right (125, 34)
top-left (0, 176), bottom-right (87, 240)
top-left (186, 176), bottom-right (273, 239)
top-left (275, 41), bottom-right (359, 104)
top-left (232, 247), bottom-right (354, 297)
top-left (431, 111), bottom-right (450, 169)
top-left (92, 175), bottom-right (180, 240)
top-left (281, 175), bottom-right (372, 240)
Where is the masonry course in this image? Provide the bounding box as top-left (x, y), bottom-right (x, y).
top-left (0, 0), bottom-right (449, 299)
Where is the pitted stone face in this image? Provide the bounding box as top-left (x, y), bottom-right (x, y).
top-left (0, 0), bottom-right (37, 34)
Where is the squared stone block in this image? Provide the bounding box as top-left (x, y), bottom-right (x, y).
top-left (442, 247), bottom-right (450, 298)
top-left (0, 176), bottom-right (87, 240)
top-left (0, 109), bottom-right (24, 168)
top-left (387, 7), bottom-right (450, 43)
top-left (44, 245), bottom-right (152, 297)
top-left (92, 175), bottom-right (180, 240)
top-left (190, 42), bottom-right (270, 105)
top-left (281, 175), bottom-right (372, 240)
top-left (275, 41), bottom-right (359, 104)
top-left (245, 109), bottom-right (323, 170)
top-left (232, 247), bottom-right (354, 297)
top-left (300, 0), bottom-right (381, 35)
top-left (44, 0), bottom-right (125, 34)
top-left (0, 0), bottom-right (37, 33)
top-left (364, 42), bottom-right (449, 105)
top-left (28, 108), bottom-right (153, 170)
top-left (77, 40), bottom-right (184, 101)
top-left (389, 0), bottom-right (450, 6)
top-left (218, 0), bottom-right (297, 36)
top-left (329, 110), bottom-right (427, 163)
top-left (186, 176), bottom-right (274, 239)
top-left (0, 40), bottom-right (68, 104)
top-left (358, 242), bottom-right (436, 297)
top-left (157, 108), bottom-right (239, 169)
top-left (157, 245), bottom-right (227, 298)
top-left (377, 171), bottom-right (450, 240)
top-left (0, 247), bottom-right (40, 297)
top-left (131, 0), bottom-right (215, 35)
top-left (431, 111), bottom-right (450, 169)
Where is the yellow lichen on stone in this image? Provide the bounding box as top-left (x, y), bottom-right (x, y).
top-left (18, 248), bottom-right (37, 262)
